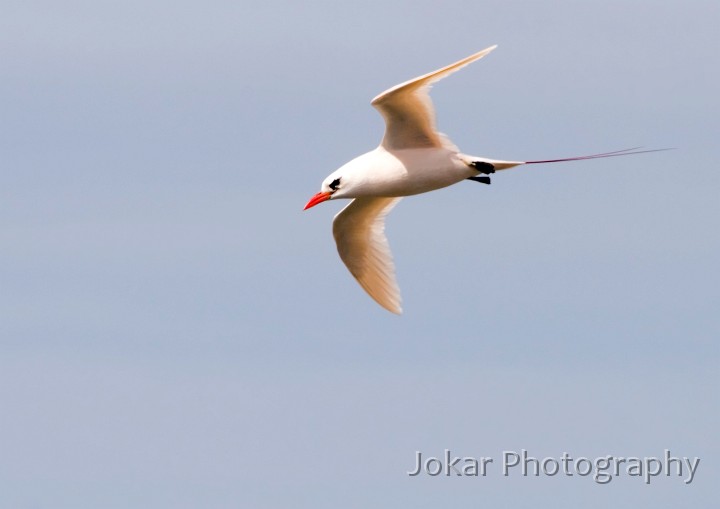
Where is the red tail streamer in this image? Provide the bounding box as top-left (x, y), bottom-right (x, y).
top-left (525, 147), bottom-right (673, 165)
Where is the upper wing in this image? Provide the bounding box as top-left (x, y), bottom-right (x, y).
top-left (332, 197), bottom-right (403, 314)
top-left (371, 45), bottom-right (497, 150)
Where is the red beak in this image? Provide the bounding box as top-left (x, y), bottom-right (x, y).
top-left (303, 191), bottom-right (332, 210)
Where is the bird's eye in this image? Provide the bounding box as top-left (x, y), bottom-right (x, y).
top-left (329, 178), bottom-right (341, 191)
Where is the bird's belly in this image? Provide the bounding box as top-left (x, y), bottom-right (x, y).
top-left (365, 149), bottom-right (474, 197)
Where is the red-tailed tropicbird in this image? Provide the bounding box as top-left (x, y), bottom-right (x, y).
top-left (304, 45), bottom-right (665, 314)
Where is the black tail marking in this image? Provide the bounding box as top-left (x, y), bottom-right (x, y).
top-left (467, 176), bottom-right (491, 185)
top-left (469, 161), bottom-right (495, 174)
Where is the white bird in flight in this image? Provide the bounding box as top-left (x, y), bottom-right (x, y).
top-left (304, 45), bottom-right (664, 314)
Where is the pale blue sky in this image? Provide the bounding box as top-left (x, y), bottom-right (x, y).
top-left (1, 1), bottom-right (718, 507)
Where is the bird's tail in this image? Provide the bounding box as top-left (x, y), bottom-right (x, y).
top-left (524, 147), bottom-right (673, 165)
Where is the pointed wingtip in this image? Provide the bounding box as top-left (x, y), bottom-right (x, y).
top-left (473, 44), bottom-right (498, 58)
top-left (377, 295), bottom-right (403, 315)
top-left (481, 44), bottom-right (498, 55)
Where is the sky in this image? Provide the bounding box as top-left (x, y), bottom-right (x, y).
top-left (1, 1), bottom-right (718, 507)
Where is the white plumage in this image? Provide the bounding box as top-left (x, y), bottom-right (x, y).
top-left (304, 45), bottom-right (664, 314)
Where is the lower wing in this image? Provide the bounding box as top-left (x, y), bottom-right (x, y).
top-left (332, 197), bottom-right (403, 314)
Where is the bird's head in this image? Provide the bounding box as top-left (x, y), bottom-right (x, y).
top-left (303, 173), bottom-right (348, 210)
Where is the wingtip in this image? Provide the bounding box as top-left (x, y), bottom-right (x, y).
top-left (378, 297), bottom-right (403, 315)
top-left (481, 44), bottom-right (498, 55)
top-left (375, 292), bottom-right (403, 315)
top-left (468, 45), bottom-right (498, 60)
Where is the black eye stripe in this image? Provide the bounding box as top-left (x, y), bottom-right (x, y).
top-left (329, 178), bottom-right (341, 190)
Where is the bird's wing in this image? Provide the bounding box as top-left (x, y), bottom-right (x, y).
top-left (371, 45), bottom-right (497, 150)
top-left (332, 197), bottom-right (403, 314)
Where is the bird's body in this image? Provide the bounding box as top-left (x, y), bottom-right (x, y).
top-left (329, 146), bottom-right (490, 198)
top-left (304, 45), bottom-right (664, 314)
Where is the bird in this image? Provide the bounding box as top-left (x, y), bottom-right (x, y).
top-left (304, 45), bottom-right (665, 314)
